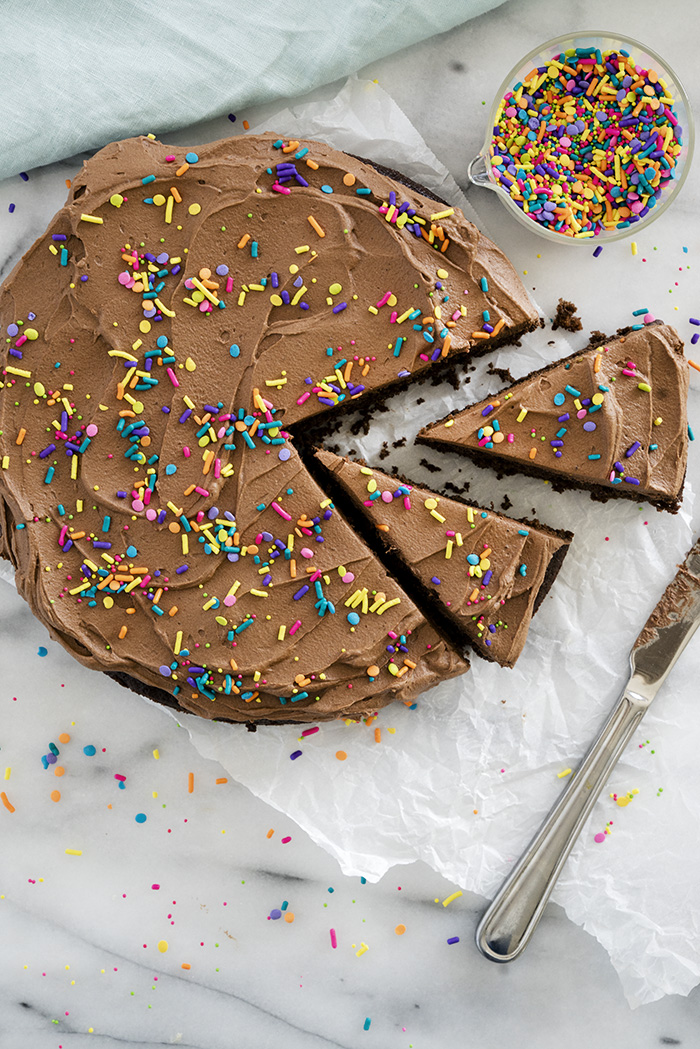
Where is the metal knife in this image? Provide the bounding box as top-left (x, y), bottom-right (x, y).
top-left (476, 536), bottom-right (700, 963)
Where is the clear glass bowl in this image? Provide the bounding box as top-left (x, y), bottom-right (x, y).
top-left (467, 31), bottom-right (694, 244)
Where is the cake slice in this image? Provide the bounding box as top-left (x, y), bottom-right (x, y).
top-left (417, 324), bottom-right (689, 513)
top-left (313, 450), bottom-right (572, 668)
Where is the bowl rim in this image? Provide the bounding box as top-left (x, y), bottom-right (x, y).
top-left (477, 30), bottom-right (695, 245)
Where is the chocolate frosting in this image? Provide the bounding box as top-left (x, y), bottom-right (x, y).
top-left (418, 325), bottom-right (688, 511)
top-left (314, 450), bottom-right (571, 667)
top-left (3, 132), bottom-right (537, 722)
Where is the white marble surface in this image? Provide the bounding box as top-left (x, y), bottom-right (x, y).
top-left (2, 0), bottom-right (700, 1045)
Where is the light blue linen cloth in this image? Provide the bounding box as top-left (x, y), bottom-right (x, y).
top-left (0, 0), bottom-right (505, 179)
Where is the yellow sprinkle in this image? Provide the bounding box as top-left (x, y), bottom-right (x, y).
top-left (174, 631), bottom-right (183, 656)
top-left (191, 277), bottom-right (219, 306)
top-left (291, 285), bottom-right (307, 306)
top-left (80, 214), bottom-right (103, 224)
top-left (557, 768), bottom-right (572, 778)
top-left (1, 456), bottom-right (9, 470)
top-left (64, 849), bottom-right (83, 856)
top-left (631, 241), bottom-right (638, 256)
top-left (188, 203), bottom-right (201, 215)
top-left (157, 940), bottom-right (169, 953)
top-left (355, 942), bottom-right (369, 957)
top-left (3, 768), bottom-right (10, 781)
top-left (250, 589), bottom-right (268, 598)
top-left (5, 366), bottom-right (31, 378)
top-left (430, 208), bottom-right (455, 221)
top-left (153, 749), bottom-right (160, 760)
top-left (396, 307), bottom-right (414, 324)
top-left (154, 298), bottom-right (175, 317)
top-left (295, 244), bottom-right (310, 254)
top-left (445, 540), bottom-right (453, 560)
top-left (442, 891), bottom-right (463, 907)
top-left (278, 625), bottom-right (287, 641)
top-left (165, 195), bottom-right (174, 223)
top-left (516, 408), bottom-right (528, 423)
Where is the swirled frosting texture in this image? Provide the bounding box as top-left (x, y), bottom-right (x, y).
top-left (419, 325), bottom-right (688, 511)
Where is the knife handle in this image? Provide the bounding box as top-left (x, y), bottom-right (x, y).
top-left (475, 687), bottom-right (647, 962)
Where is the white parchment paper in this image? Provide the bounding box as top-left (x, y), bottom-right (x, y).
top-left (4, 78), bottom-right (700, 1007)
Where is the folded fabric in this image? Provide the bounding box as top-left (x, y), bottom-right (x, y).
top-left (0, 0), bottom-right (506, 180)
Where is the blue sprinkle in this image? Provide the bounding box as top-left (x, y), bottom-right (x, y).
top-left (38, 646), bottom-right (48, 657)
top-left (320, 185), bottom-right (333, 194)
top-left (83, 745), bottom-right (96, 757)
top-left (185, 152), bottom-right (199, 164)
top-left (230, 344), bottom-right (240, 358)
top-left (135, 813), bottom-right (147, 823)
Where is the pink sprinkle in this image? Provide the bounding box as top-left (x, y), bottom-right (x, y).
top-left (330, 928), bottom-right (338, 949)
top-left (118, 271), bottom-right (133, 286)
top-left (281, 836), bottom-right (291, 844)
top-left (271, 501), bottom-right (292, 521)
top-left (114, 774), bottom-right (126, 782)
top-left (644, 313), bottom-right (655, 324)
top-left (58, 525), bottom-right (68, 545)
top-left (194, 486), bottom-right (209, 497)
top-left (15, 334), bottom-right (27, 347)
top-left (272, 182), bottom-right (291, 195)
top-left (301, 727), bottom-right (319, 737)
top-left (166, 367), bottom-right (179, 387)
top-left (594, 832), bottom-right (606, 844)
top-left (183, 446), bottom-right (191, 458)
top-left (507, 434), bottom-right (515, 443)
top-left (376, 291), bottom-right (392, 308)
top-left (403, 496), bottom-right (411, 509)
top-left (389, 311), bottom-right (397, 324)
top-left (387, 631), bottom-right (398, 640)
top-left (143, 488), bottom-right (152, 505)
top-left (139, 574), bottom-right (151, 589)
top-left (478, 436), bottom-right (491, 447)
top-left (622, 369), bottom-right (637, 376)
top-left (151, 883), bottom-right (160, 889)
top-left (86, 423), bottom-right (98, 437)
top-left (296, 392), bottom-right (310, 406)
top-left (226, 276), bottom-right (234, 294)
top-left (165, 155), bottom-right (176, 162)
top-left (132, 499), bottom-right (144, 512)
top-left (214, 458), bottom-right (221, 478)
top-left (289, 619), bottom-right (302, 636)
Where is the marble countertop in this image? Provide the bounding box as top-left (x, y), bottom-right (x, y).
top-left (2, 0), bottom-right (700, 1045)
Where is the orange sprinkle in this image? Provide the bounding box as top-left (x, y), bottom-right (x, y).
top-left (16, 428), bottom-right (26, 446)
top-left (266, 828), bottom-right (275, 839)
top-left (395, 924), bottom-right (406, 935)
top-left (242, 120), bottom-right (250, 130)
top-left (175, 162), bottom-right (189, 177)
top-left (65, 178), bottom-right (72, 188)
top-left (335, 750), bottom-right (347, 761)
top-left (168, 605), bottom-right (178, 616)
top-left (54, 766), bottom-right (65, 777)
top-left (377, 523), bottom-right (390, 532)
top-left (118, 625), bottom-right (128, 639)
top-left (307, 215), bottom-right (325, 238)
top-left (374, 727), bottom-right (381, 744)
top-left (170, 186), bottom-right (182, 203)
top-left (282, 140), bottom-right (299, 154)
top-left (216, 777), bottom-right (228, 785)
top-left (284, 912), bottom-right (295, 923)
top-left (237, 233), bottom-right (251, 249)
top-left (187, 772), bottom-right (194, 794)
top-left (594, 353), bottom-right (603, 373)
top-left (491, 318), bottom-right (506, 337)
top-left (440, 238), bottom-right (449, 253)
top-left (0, 791), bottom-right (15, 813)
top-left (51, 790), bottom-right (61, 803)
top-left (440, 333), bottom-right (452, 358)
top-left (306, 159), bottom-right (319, 170)
top-left (181, 963), bottom-right (191, 970)
top-left (529, 447), bottom-right (537, 459)
top-left (689, 359), bottom-right (700, 374)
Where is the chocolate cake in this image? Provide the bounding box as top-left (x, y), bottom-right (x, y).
top-left (418, 324), bottom-right (689, 513)
top-left (0, 132), bottom-right (549, 724)
top-left (312, 450), bottom-right (572, 668)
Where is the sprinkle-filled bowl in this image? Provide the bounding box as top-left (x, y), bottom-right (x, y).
top-left (468, 32), bottom-right (694, 243)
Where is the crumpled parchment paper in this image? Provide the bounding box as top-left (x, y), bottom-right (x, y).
top-left (4, 77), bottom-right (700, 1008)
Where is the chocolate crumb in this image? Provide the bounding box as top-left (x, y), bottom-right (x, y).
top-left (419, 458), bottom-right (442, 474)
top-left (552, 298), bottom-right (582, 332)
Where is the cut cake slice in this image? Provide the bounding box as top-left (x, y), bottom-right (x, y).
top-left (313, 449), bottom-right (573, 668)
top-left (417, 323), bottom-right (688, 513)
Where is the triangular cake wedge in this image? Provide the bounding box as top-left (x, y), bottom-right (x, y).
top-left (313, 450), bottom-right (572, 668)
top-left (417, 324), bottom-right (688, 513)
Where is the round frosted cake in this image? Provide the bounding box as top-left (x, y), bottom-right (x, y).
top-left (0, 133), bottom-right (544, 724)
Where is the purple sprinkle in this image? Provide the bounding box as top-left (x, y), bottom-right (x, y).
top-left (447, 937), bottom-right (460, 945)
top-left (431, 576), bottom-right (441, 585)
top-left (332, 302), bottom-right (347, 314)
top-left (290, 750), bottom-right (302, 761)
top-left (8, 203), bottom-right (15, 213)
top-left (482, 569), bottom-right (493, 586)
top-left (625, 441), bottom-right (641, 458)
top-left (176, 565), bottom-right (189, 574)
top-left (690, 318), bottom-right (700, 326)
top-left (46, 753), bottom-right (57, 765)
top-left (583, 421), bottom-right (597, 432)
top-left (7, 323), bottom-right (18, 336)
top-left (228, 113), bottom-right (236, 122)
top-left (159, 665), bottom-right (171, 677)
top-left (481, 404), bottom-right (495, 417)
top-left (692, 334), bottom-right (699, 345)
top-left (19, 172), bottom-right (29, 181)
top-left (270, 908), bottom-right (282, 919)
top-left (624, 477), bottom-right (641, 485)
top-left (52, 234), bottom-right (67, 242)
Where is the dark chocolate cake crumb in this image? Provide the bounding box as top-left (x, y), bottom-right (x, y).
top-left (501, 494), bottom-right (513, 511)
top-left (419, 458), bottom-right (442, 474)
top-left (552, 298), bottom-right (582, 332)
top-left (378, 442), bottom-right (390, 460)
top-left (487, 361), bottom-right (515, 384)
top-left (392, 437), bottom-right (407, 449)
top-left (415, 397), bottom-right (425, 405)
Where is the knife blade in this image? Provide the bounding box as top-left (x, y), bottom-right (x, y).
top-left (475, 536), bottom-right (700, 963)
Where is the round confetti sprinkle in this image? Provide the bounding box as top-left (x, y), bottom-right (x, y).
top-left (135, 813), bottom-right (147, 823)
top-left (83, 745), bottom-right (96, 757)
top-left (335, 751), bottom-right (347, 761)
